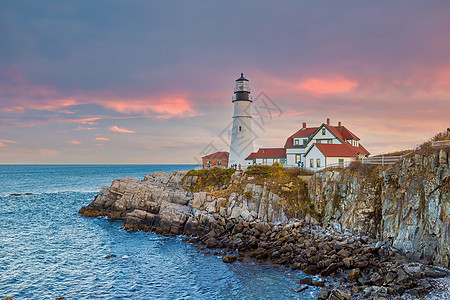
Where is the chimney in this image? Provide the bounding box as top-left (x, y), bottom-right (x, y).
top-left (338, 121), bottom-right (341, 126)
top-left (326, 118), bottom-right (330, 126)
top-left (302, 122), bottom-right (307, 128)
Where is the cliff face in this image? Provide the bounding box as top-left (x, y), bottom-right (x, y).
top-left (309, 150), bottom-right (449, 267)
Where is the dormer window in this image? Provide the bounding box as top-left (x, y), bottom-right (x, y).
top-left (303, 139), bottom-right (307, 145)
top-left (294, 139), bottom-right (299, 145)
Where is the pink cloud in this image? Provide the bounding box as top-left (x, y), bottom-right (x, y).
top-left (72, 126), bottom-right (96, 131)
top-left (70, 140), bottom-right (82, 145)
top-left (110, 125), bottom-right (136, 133)
top-left (0, 139), bottom-right (18, 147)
top-left (1, 70), bottom-right (199, 120)
top-left (298, 78), bottom-right (358, 94)
top-left (96, 137), bottom-right (110, 141)
top-left (0, 139), bottom-right (18, 144)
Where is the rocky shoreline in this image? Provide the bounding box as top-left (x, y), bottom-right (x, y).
top-left (79, 157), bottom-right (449, 299)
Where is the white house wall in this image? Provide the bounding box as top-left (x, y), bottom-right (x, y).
top-left (305, 146), bottom-right (326, 171)
top-left (286, 153), bottom-right (296, 166)
top-left (286, 147), bottom-right (307, 167)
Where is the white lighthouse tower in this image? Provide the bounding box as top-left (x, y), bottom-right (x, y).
top-left (229, 73), bottom-right (253, 169)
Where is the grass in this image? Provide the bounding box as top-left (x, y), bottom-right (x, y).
top-left (183, 167), bottom-right (236, 192)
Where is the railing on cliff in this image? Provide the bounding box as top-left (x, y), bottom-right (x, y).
top-left (432, 140), bottom-right (450, 147)
top-left (323, 161), bottom-right (352, 170)
top-left (361, 153), bottom-right (412, 166)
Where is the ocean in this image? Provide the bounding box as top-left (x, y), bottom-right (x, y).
top-left (0, 165), bottom-right (319, 299)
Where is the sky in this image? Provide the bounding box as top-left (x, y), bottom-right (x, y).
top-left (1, 1), bottom-right (449, 164)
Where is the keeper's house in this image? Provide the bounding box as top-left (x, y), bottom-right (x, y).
top-left (246, 118), bottom-right (370, 171)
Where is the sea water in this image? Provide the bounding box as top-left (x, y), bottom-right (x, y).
top-left (0, 165), bottom-right (319, 299)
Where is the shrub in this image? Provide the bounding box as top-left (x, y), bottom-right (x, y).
top-left (244, 191), bottom-right (253, 199)
top-left (348, 161), bottom-right (376, 176)
top-left (184, 167), bottom-right (236, 192)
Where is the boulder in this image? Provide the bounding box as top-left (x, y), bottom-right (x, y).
top-left (348, 268), bottom-right (361, 283)
top-left (158, 201), bottom-right (193, 235)
top-left (328, 286), bottom-right (351, 300)
top-left (222, 255), bottom-right (237, 263)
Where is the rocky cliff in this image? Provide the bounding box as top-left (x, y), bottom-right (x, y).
top-left (79, 169), bottom-right (291, 236)
top-left (309, 149), bottom-right (449, 268)
top-left (79, 147), bottom-right (449, 299)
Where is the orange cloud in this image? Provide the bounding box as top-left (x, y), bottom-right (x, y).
top-left (70, 140), bottom-right (82, 145)
top-left (298, 78), bottom-right (358, 94)
top-left (96, 137), bottom-right (110, 141)
top-left (110, 126), bottom-right (136, 133)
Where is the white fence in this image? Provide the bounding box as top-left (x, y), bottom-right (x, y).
top-left (432, 140), bottom-right (450, 147)
top-left (361, 153), bottom-right (411, 166)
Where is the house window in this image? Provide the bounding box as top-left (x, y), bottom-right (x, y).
top-left (310, 159), bottom-right (314, 168)
top-left (239, 126), bottom-right (242, 131)
top-left (327, 139), bottom-right (332, 144)
top-left (322, 128), bottom-right (325, 135)
top-left (303, 139), bottom-right (307, 145)
top-left (218, 160), bottom-right (221, 166)
top-left (295, 154), bottom-right (301, 163)
top-left (316, 158), bottom-right (321, 168)
top-left (263, 158), bottom-right (267, 165)
top-left (316, 140), bottom-right (321, 143)
top-left (338, 159), bottom-right (344, 167)
top-left (294, 139), bottom-right (299, 145)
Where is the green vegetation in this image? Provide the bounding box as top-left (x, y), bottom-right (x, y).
top-left (434, 128), bottom-right (450, 141)
top-left (244, 191), bottom-right (253, 199)
top-left (183, 167), bottom-right (236, 192)
top-left (414, 128), bottom-right (450, 155)
top-left (246, 162), bottom-right (312, 179)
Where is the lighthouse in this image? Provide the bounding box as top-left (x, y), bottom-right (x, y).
top-left (228, 73), bottom-right (253, 169)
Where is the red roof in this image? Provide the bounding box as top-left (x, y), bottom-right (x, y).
top-left (312, 143), bottom-right (368, 157)
top-left (326, 124), bottom-right (360, 141)
top-left (284, 123), bottom-right (361, 147)
top-left (355, 144), bottom-right (370, 155)
top-left (284, 127), bottom-right (318, 147)
top-left (202, 151), bottom-right (229, 159)
top-left (245, 152), bottom-right (257, 160)
top-left (246, 148), bottom-right (286, 159)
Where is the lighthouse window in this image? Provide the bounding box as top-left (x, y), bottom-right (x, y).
top-left (239, 126), bottom-right (242, 131)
